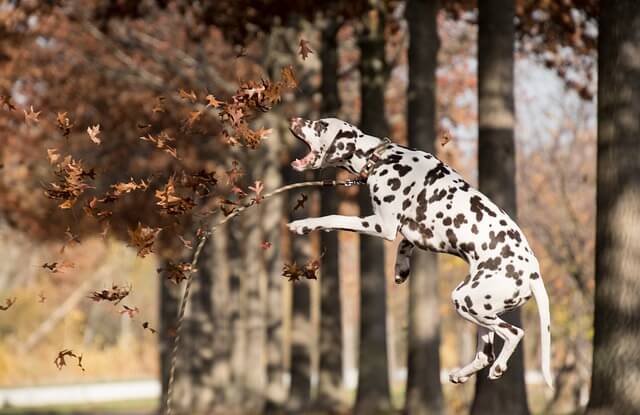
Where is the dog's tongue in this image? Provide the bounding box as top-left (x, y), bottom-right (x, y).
top-left (291, 152), bottom-right (314, 171)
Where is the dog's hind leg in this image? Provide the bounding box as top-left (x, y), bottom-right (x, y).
top-left (394, 239), bottom-right (414, 284)
top-left (485, 317), bottom-right (524, 380)
top-left (449, 327), bottom-right (495, 384)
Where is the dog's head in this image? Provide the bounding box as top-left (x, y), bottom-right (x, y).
top-left (289, 117), bottom-right (362, 172)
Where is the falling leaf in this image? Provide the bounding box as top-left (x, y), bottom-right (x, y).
top-left (38, 292), bottom-right (47, 303)
top-left (87, 125), bottom-right (101, 144)
top-left (23, 105), bottom-right (41, 124)
top-left (142, 321), bottom-right (157, 334)
top-left (298, 39), bottom-right (314, 60)
top-left (56, 112), bottom-right (73, 138)
top-left (0, 297), bottom-right (16, 311)
top-left (152, 96), bottom-right (166, 113)
top-left (47, 148), bottom-right (60, 164)
top-left (440, 131), bottom-right (451, 147)
top-left (140, 132), bottom-right (178, 159)
top-left (205, 94), bottom-right (222, 108)
top-left (157, 262), bottom-right (195, 284)
top-left (179, 88), bottom-right (197, 103)
top-left (42, 261), bottom-right (75, 274)
top-left (260, 241), bottom-right (272, 250)
top-left (128, 223), bottom-right (162, 257)
top-left (60, 227), bottom-right (81, 253)
top-left (88, 284), bottom-right (131, 304)
top-left (54, 349), bottom-right (85, 371)
top-left (292, 193), bottom-right (308, 212)
top-left (225, 161), bottom-right (244, 185)
top-left (185, 110), bottom-right (203, 128)
top-left (0, 95), bottom-right (16, 111)
top-left (119, 305), bottom-right (139, 318)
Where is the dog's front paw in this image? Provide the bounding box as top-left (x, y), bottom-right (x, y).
top-left (287, 219), bottom-right (315, 235)
top-left (449, 368), bottom-right (470, 384)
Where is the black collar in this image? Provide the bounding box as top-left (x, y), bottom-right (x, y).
top-left (359, 137), bottom-right (392, 181)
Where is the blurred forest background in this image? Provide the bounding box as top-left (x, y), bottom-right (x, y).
top-left (1, 0), bottom-right (639, 414)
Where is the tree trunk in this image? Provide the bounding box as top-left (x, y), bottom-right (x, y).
top-left (314, 17), bottom-right (346, 411)
top-left (471, 1), bottom-right (529, 414)
top-left (241, 151), bottom-right (269, 413)
top-left (285, 167), bottom-right (314, 412)
top-left (354, 3), bottom-right (392, 413)
top-left (404, 1), bottom-right (444, 414)
top-left (262, 124), bottom-right (287, 410)
top-left (586, 2), bottom-right (640, 414)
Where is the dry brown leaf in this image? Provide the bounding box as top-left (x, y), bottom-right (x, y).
top-left (298, 39), bottom-right (314, 60)
top-left (87, 125), bottom-right (101, 144)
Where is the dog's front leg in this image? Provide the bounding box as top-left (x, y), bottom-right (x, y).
top-left (288, 214), bottom-right (396, 240)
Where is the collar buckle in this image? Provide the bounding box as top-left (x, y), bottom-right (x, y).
top-left (359, 137), bottom-right (392, 181)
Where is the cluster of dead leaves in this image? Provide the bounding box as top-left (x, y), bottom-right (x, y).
top-left (128, 223), bottom-right (162, 257)
top-left (54, 349), bottom-right (85, 371)
top-left (155, 176), bottom-right (196, 215)
top-left (88, 284), bottom-right (131, 305)
top-left (44, 155), bottom-right (95, 209)
top-left (282, 256), bottom-right (321, 282)
top-left (215, 66), bottom-right (297, 148)
top-left (157, 261), bottom-right (195, 284)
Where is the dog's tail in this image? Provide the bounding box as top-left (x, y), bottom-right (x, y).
top-left (530, 275), bottom-right (553, 389)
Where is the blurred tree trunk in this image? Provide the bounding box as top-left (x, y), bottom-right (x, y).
top-left (404, 1), bottom-right (444, 414)
top-left (586, 2), bottom-right (640, 414)
top-left (242, 150), bottom-right (270, 413)
top-left (354, 2), bottom-right (392, 413)
top-left (313, 17), bottom-right (346, 411)
top-left (285, 167), bottom-right (314, 412)
top-left (262, 116), bottom-right (287, 410)
top-left (471, 1), bottom-right (529, 414)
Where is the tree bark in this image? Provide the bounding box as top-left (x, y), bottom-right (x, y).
top-left (262, 114), bottom-right (287, 411)
top-left (586, 2), bottom-right (640, 414)
top-left (471, 1), bottom-right (529, 414)
top-left (285, 167), bottom-right (314, 412)
top-left (314, 17), bottom-right (346, 411)
top-left (354, 2), bottom-right (392, 413)
top-left (404, 1), bottom-right (444, 414)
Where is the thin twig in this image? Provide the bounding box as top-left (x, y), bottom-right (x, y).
top-left (164, 178), bottom-right (363, 415)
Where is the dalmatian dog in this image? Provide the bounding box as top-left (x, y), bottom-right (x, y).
top-left (287, 117), bottom-right (553, 388)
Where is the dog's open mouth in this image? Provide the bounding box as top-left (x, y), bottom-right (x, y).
top-left (290, 128), bottom-right (316, 171)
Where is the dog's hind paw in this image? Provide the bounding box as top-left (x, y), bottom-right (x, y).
top-left (488, 362), bottom-right (507, 380)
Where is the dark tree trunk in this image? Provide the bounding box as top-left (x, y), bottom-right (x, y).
top-left (354, 2), bottom-right (392, 413)
top-left (285, 167), bottom-right (314, 412)
top-left (262, 126), bottom-right (286, 410)
top-left (314, 17), bottom-right (346, 411)
top-left (471, 1), bottom-right (529, 414)
top-left (404, 1), bottom-right (444, 414)
top-left (586, 2), bottom-right (640, 414)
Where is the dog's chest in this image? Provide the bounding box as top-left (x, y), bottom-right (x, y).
top-left (369, 147), bottom-right (532, 264)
